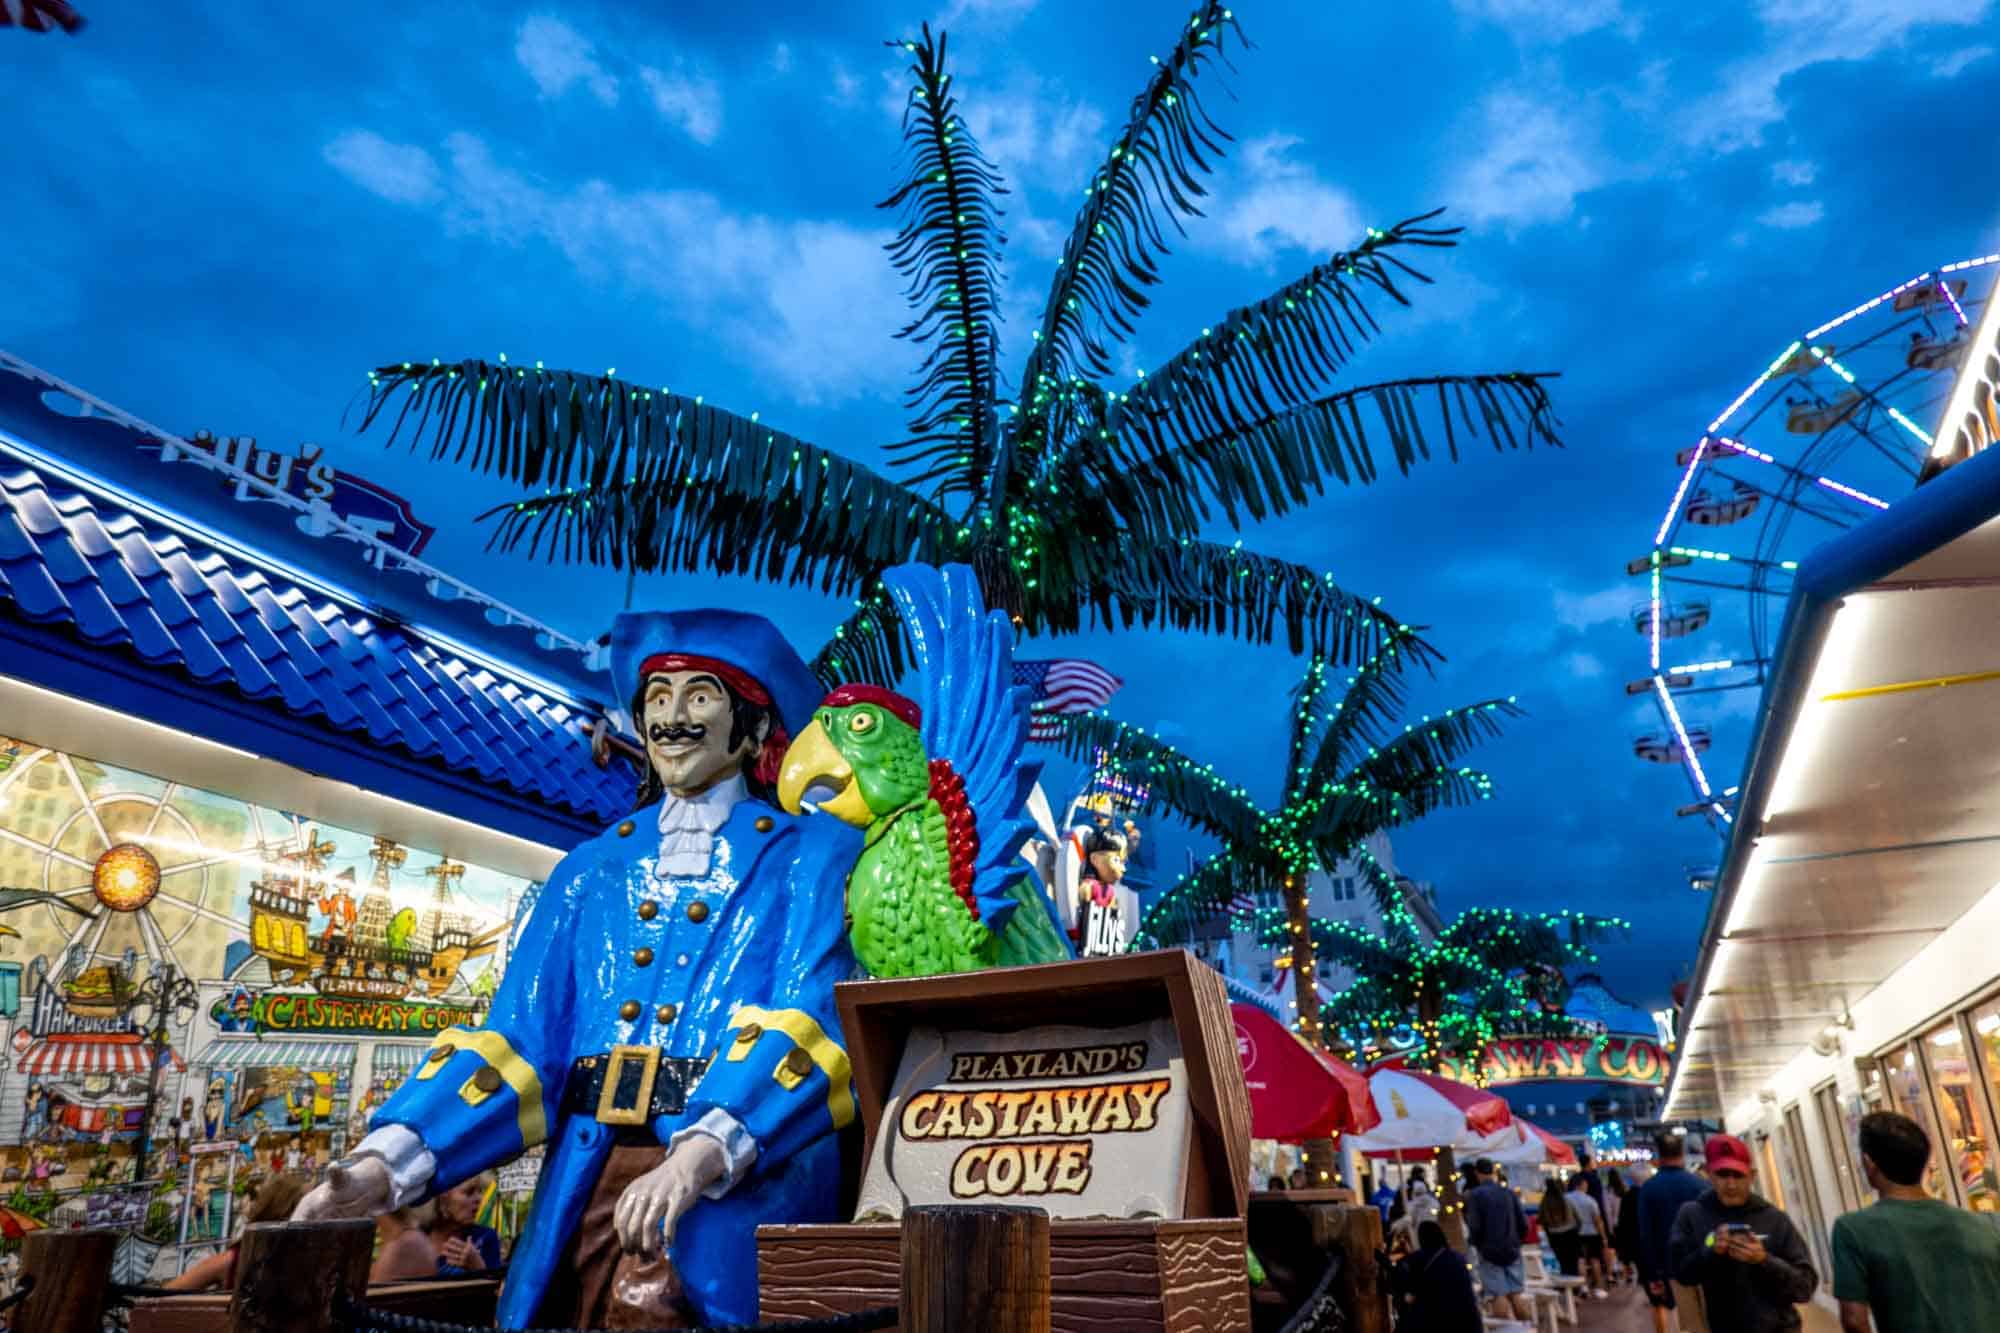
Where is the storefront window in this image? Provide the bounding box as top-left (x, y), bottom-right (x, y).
top-left (1815, 1081), bottom-right (1862, 1214)
top-left (1780, 1104), bottom-right (1831, 1287)
top-left (0, 731), bottom-right (540, 1273)
top-left (1756, 1134), bottom-right (1787, 1211)
top-left (1885, 1042), bottom-right (1953, 1201)
top-left (1921, 1019), bottom-right (1998, 1212)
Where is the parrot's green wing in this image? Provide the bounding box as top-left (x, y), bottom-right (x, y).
top-left (994, 879), bottom-right (1072, 968)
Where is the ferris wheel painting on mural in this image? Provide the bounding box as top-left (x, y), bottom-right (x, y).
top-left (1630, 254), bottom-right (2000, 836)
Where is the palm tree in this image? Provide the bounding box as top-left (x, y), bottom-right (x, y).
top-left (1257, 904), bottom-right (1625, 1076)
top-left (1265, 901), bottom-right (1622, 1237)
top-left (1050, 629), bottom-right (1519, 1179)
top-left (347, 5), bottom-right (1558, 685)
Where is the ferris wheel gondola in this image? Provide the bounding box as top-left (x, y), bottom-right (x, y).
top-left (1629, 255), bottom-right (2000, 833)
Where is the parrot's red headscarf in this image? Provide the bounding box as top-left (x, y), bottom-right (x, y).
top-left (638, 652), bottom-right (791, 788)
top-left (819, 683), bottom-right (922, 731)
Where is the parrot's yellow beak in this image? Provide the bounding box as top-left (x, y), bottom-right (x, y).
top-left (777, 720), bottom-right (873, 827)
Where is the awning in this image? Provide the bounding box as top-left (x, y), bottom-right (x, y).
top-left (1663, 356), bottom-right (2000, 1124)
top-left (1352, 1067), bottom-right (1512, 1158)
top-left (194, 1039), bottom-right (357, 1070)
top-left (367, 1042), bottom-right (433, 1075)
top-left (18, 1035), bottom-right (180, 1077)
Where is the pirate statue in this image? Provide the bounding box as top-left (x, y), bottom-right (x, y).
top-left (298, 609), bottom-right (860, 1327)
top-left (1076, 822), bottom-right (1139, 957)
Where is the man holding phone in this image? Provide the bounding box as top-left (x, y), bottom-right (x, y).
top-left (1669, 1134), bottom-right (1817, 1331)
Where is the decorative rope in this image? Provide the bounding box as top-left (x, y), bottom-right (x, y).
top-left (334, 1292), bottom-right (899, 1333)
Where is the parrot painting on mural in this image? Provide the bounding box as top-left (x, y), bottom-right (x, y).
top-left (778, 564), bottom-right (1073, 978)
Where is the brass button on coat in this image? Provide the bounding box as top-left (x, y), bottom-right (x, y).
top-left (736, 1022), bottom-right (764, 1044)
top-left (428, 1044), bottom-right (454, 1063)
top-left (472, 1067), bottom-right (503, 1094)
top-left (617, 820), bottom-right (635, 836)
top-left (784, 1048), bottom-right (814, 1078)
top-left (633, 948), bottom-right (654, 968)
top-left (656, 1003), bottom-right (678, 1024)
top-left (637, 900), bottom-right (658, 921)
top-left (619, 1000), bottom-right (642, 1021)
top-left (686, 900), bottom-right (710, 924)
top-left (755, 816), bottom-right (774, 833)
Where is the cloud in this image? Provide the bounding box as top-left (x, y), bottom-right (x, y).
top-left (772, 43), bottom-right (794, 75)
top-left (395, 133), bottom-right (905, 404)
top-left (1757, 200), bottom-right (1824, 229)
top-left (514, 16), bottom-right (619, 107)
top-left (1199, 134), bottom-right (1365, 266)
top-left (1553, 583), bottom-right (1633, 631)
top-left (322, 131), bottom-right (443, 205)
top-left (962, 79), bottom-right (1106, 194)
top-left (828, 64), bottom-right (861, 104)
top-left (1565, 651), bottom-right (1606, 679)
top-left (641, 64), bottom-right (723, 144)
top-left (1687, 0), bottom-right (1992, 151)
top-left (1451, 0), bottom-right (1628, 42)
top-left (939, 0), bottom-right (1039, 23)
top-left (1452, 92), bottom-right (1602, 227)
top-left (1770, 159), bottom-right (1816, 186)
top-left (1934, 44), bottom-right (1994, 76)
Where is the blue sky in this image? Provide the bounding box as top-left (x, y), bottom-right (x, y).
top-left (7, 0), bottom-right (1999, 1006)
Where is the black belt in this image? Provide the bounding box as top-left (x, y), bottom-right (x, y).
top-left (563, 1048), bottom-right (710, 1128)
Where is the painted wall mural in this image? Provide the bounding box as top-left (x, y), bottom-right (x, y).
top-left (0, 732), bottom-right (538, 1278)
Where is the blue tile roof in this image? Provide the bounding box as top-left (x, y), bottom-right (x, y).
top-left (0, 455), bottom-right (632, 832)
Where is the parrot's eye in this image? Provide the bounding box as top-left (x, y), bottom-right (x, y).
top-left (849, 710), bottom-right (875, 734)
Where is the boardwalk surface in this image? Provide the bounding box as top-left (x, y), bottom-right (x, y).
top-left (1564, 1280), bottom-right (1840, 1332)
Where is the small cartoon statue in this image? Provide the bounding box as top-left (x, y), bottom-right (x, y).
top-left (300, 599), bottom-right (861, 1328)
top-left (1076, 822), bottom-right (1137, 957)
top-left (776, 565), bottom-right (1072, 978)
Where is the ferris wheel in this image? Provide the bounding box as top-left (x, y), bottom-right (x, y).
top-left (1630, 254), bottom-right (2000, 838)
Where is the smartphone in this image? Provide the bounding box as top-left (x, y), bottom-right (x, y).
top-left (1722, 1223), bottom-right (1753, 1235)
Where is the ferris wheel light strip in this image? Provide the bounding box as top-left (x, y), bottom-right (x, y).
top-left (1941, 254), bottom-right (2000, 273)
top-left (1668, 659), bottom-right (1736, 674)
top-left (1650, 563), bottom-right (1663, 670)
top-left (1653, 677), bottom-right (1713, 797)
top-left (1656, 437), bottom-right (1710, 546)
top-left (1805, 274), bottom-right (1933, 341)
top-left (1711, 437), bottom-right (1775, 463)
top-left (1807, 347), bottom-right (1936, 449)
top-left (1814, 476), bottom-right (1890, 509)
top-left (1938, 282), bottom-right (1971, 328)
top-left (1707, 345), bottom-right (1799, 434)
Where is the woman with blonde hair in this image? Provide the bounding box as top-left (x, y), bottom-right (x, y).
top-left (426, 1171), bottom-right (503, 1276)
top-left (165, 1173), bottom-right (313, 1292)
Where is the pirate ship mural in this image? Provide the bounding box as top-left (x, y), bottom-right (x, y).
top-left (0, 733), bottom-right (535, 1275)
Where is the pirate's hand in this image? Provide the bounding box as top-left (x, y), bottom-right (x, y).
top-left (614, 1133), bottom-right (728, 1257)
top-left (293, 1158), bottom-right (393, 1221)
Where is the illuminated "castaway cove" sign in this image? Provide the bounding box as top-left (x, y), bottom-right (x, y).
top-left (857, 1018), bottom-right (1191, 1219)
top-left (213, 991), bottom-right (483, 1037)
top-left (1438, 1034), bottom-right (1672, 1088)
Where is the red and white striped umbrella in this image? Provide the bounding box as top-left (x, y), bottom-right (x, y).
top-left (1485, 1116), bottom-right (1578, 1169)
top-left (1351, 1067), bottom-right (1512, 1157)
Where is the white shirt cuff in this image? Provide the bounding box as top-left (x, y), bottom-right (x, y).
top-left (350, 1124), bottom-right (436, 1209)
top-left (668, 1108), bottom-right (758, 1200)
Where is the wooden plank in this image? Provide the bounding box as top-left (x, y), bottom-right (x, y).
top-left (18, 1227), bottom-right (119, 1333)
top-left (901, 1205), bottom-right (1049, 1333)
top-left (226, 1220), bottom-right (373, 1333)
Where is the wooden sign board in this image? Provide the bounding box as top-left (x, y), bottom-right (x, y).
top-left (759, 949), bottom-right (1253, 1332)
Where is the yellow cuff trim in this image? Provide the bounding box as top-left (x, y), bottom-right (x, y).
top-left (727, 1005), bottom-right (855, 1130)
top-left (421, 1027), bottom-right (547, 1148)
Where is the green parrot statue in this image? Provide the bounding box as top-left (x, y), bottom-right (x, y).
top-left (776, 565), bottom-right (1072, 978)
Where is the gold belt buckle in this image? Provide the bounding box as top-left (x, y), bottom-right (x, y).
top-left (596, 1045), bottom-right (661, 1127)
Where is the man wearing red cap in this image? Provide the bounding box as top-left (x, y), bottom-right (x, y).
top-left (1669, 1133), bottom-right (1817, 1331)
top-left (299, 607), bottom-right (861, 1327)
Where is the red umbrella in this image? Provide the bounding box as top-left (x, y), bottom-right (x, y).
top-left (1231, 1002), bottom-right (1380, 1141)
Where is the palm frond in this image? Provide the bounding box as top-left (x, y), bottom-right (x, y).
top-left (1335, 697), bottom-right (1521, 802)
top-left (1286, 625), bottom-right (1428, 801)
top-left (809, 588), bottom-right (909, 688)
top-left (1297, 765), bottom-right (1500, 848)
top-left (1015, 0), bottom-right (1243, 400)
top-left (1096, 372), bottom-right (1561, 537)
top-left (1136, 850), bottom-right (1275, 948)
top-left (357, 361), bottom-right (951, 582)
top-left (1078, 536), bottom-right (1435, 668)
top-left (880, 27), bottom-right (1008, 506)
top-left (1439, 908), bottom-right (1622, 973)
top-left (1043, 712), bottom-right (1265, 845)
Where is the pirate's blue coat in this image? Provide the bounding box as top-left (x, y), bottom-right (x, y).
top-left (369, 796), bottom-right (860, 1325)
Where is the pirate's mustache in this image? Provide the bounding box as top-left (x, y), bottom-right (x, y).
top-left (648, 722), bottom-right (706, 745)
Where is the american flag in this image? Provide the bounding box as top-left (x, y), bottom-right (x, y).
top-left (1013, 658), bottom-right (1123, 742)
